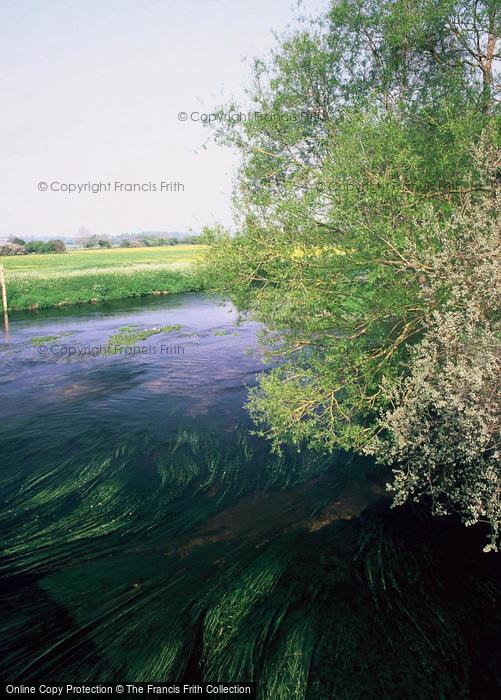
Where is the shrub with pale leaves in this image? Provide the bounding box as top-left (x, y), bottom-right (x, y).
top-left (368, 180), bottom-right (500, 550)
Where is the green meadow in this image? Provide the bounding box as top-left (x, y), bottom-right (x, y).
top-left (0, 245), bottom-right (208, 310)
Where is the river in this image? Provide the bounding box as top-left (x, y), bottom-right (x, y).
top-left (0, 294), bottom-right (499, 698)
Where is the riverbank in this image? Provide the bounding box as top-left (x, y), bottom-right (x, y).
top-left (0, 245), bottom-right (207, 310)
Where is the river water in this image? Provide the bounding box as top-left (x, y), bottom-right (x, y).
top-left (0, 294), bottom-right (499, 698)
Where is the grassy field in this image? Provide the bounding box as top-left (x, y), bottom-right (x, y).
top-left (0, 245), bottom-right (208, 310)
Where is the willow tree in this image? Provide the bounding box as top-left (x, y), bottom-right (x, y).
top-left (204, 1), bottom-right (500, 545)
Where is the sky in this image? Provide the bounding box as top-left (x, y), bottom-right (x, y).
top-left (0, 0), bottom-right (326, 238)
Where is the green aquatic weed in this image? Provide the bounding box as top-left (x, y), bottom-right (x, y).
top-left (31, 335), bottom-right (60, 346)
top-left (108, 324), bottom-right (183, 349)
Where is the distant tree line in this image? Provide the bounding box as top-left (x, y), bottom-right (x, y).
top-left (0, 237), bottom-right (67, 255)
top-left (118, 234), bottom-right (202, 247)
top-left (0, 232), bottom-right (206, 256)
top-left (77, 232), bottom-right (205, 248)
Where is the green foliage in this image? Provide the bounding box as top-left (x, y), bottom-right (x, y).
top-left (203, 0), bottom-right (500, 541)
top-left (117, 235), bottom-right (203, 247)
top-left (1, 239), bottom-right (67, 255)
top-left (25, 239), bottom-right (67, 254)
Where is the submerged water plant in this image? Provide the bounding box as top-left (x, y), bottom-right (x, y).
top-left (0, 418), bottom-right (498, 697)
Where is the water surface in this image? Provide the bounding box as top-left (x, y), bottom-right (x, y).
top-left (0, 294), bottom-right (499, 698)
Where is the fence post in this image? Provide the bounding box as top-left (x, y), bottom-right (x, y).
top-left (0, 263), bottom-right (9, 336)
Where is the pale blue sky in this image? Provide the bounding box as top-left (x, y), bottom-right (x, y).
top-left (0, 0), bottom-right (325, 238)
